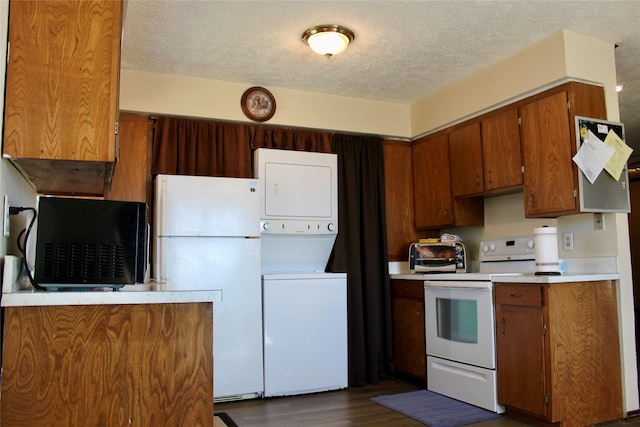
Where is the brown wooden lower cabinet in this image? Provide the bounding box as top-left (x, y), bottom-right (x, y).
top-left (1, 303), bottom-right (214, 426)
top-left (494, 281), bottom-right (622, 426)
top-left (391, 279), bottom-right (426, 385)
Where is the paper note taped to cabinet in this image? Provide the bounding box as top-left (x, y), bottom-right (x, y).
top-left (573, 130), bottom-right (614, 184)
top-left (603, 129), bottom-right (633, 181)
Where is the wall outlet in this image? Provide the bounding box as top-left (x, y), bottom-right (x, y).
top-left (3, 195), bottom-right (10, 237)
top-left (563, 231), bottom-right (574, 251)
top-left (594, 212), bottom-right (605, 231)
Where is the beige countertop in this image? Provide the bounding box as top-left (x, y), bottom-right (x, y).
top-left (491, 273), bottom-right (619, 284)
top-left (1, 255), bottom-right (220, 307)
top-left (390, 272), bottom-right (619, 283)
top-left (1, 282), bottom-right (221, 307)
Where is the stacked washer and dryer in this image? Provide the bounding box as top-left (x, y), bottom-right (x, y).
top-left (253, 148), bottom-right (348, 397)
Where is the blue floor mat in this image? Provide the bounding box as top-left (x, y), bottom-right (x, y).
top-left (370, 389), bottom-right (501, 427)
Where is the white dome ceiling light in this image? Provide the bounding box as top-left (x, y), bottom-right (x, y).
top-left (302, 24), bottom-right (355, 58)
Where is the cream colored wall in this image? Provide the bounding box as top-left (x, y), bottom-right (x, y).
top-left (411, 31), bottom-right (568, 137)
top-left (119, 70), bottom-right (412, 138)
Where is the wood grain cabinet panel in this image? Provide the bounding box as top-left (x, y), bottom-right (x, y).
top-left (384, 140), bottom-right (419, 261)
top-left (520, 91), bottom-right (576, 217)
top-left (3, 0), bottom-right (122, 196)
top-left (412, 134), bottom-right (452, 229)
top-left (412, 134), bottom-right (483, 230)
top-left (449, 122), bottom-right (484, 197)
top-left (106, 113), bottom-right (153, 206)
top-left (494, 281), bottom-right (622, 426)
top-left (481, 108), bottom-right (523, 193)
top-left (1, 303), bottom-right (214, 426)
top-left (520, 82), bottom-right (606, 218)
top-left (391, 280), bottom-right (426, 385)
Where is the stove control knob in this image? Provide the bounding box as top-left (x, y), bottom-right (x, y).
top-left (528, 239), bottom-right (535, 249)
top-left (327, 223), bottom-right (336, 232)
top-left (489, 243), bottom-right (496, 252)
top-left (482, 244), bottom-right (489, 253)
top-left (262, 222), bottom-right (271, 231)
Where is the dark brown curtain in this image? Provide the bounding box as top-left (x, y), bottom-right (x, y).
top-left (249, 126), bottom-right (334, 153)
top-left (153, 116), bottom-right (255, 177)
top-left (153, 116), bottom-right (333, 178)
top-left (328, 134), bottom-right (394, 386)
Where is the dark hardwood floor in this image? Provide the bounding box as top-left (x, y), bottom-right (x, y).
top-left (216, 378), bottom-right (637, 427)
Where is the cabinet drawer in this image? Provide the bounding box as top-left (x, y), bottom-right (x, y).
top-left (392, 280), bottom-right (425, 299)
top-left (494, 284), bottom-right (542, 307)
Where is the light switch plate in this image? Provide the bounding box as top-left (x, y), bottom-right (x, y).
top-left (3, 195), bottom-right (10, 237)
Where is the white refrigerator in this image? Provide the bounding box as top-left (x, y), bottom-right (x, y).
top-left (153, 174), bottom-right (263, 401)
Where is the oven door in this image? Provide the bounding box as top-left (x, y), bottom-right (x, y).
top-left (424, 281), bottom-right (496, 369)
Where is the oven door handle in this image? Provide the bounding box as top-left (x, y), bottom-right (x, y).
top-left (424, 282), bottom-right (491, 290)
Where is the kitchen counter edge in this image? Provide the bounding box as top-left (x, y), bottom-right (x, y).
top-left (491, 273), bottom-right (619, 283)
top-left (1, 284), bottom-right (220, 307)
top-left (390, 273), bottom-right (620, 283)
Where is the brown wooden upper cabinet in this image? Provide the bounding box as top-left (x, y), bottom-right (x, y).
top-left (481, 107), bottom-right (523, 194)
top-left (449, 122), bottom-right (484, 197)
top-left (520, 82), bottom-right (606, 217)
top-left (383, 140), bottom-right (420, 261)
top-left (105, 114), bottom-right (153, 207)
top-left (412, 134), bottom-right (483, 229)
top-left (413, 134), bottom-right (453, 229)
top-left (3, 0), bottom-right (123, 196)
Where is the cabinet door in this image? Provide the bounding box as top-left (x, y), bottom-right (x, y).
top-left (481, 108), bottom-right (523, 192)
top-left (391, 280), bottom-right (426, 383)
top-left (3, 0), bottom-right (122, 195)
top-left (106, 114), bottom-right (153, 205)
top-left (495, 285), bottom-right (547, 418)
top-left (521, 91), bottom-right (576, 217)
top-left (1, 304), bottom-right (214, 426)
top-left (412, 134), bottom-right (453, 228)
top-left (384, 141), bottom-right (419, 261)
top-left (495, 306), bottom-right (546, 416)
top-left (449, 123), bottom-right (484, 197)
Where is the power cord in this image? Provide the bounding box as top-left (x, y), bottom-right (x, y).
top-left (9, 207), bottom-right (46, 292)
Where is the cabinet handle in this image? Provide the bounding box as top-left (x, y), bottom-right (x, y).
top-left (510, 293), bottom-right (523, 299)
top-left (528, 193), bottom-right (535, 208)
top-left (500, 318), bottom-right (506, 335)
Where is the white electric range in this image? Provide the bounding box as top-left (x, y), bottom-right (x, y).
top-left (422, 236), bottom-right (536, 413)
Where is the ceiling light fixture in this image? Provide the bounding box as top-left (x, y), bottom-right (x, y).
top-left (302, 24), bottom-right (355, 58)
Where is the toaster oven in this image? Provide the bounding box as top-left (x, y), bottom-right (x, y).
top-left (409, 242), bottom-right (466, 273)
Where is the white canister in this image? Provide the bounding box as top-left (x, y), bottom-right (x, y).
top-left (534, 226), bottom-right (560, 275)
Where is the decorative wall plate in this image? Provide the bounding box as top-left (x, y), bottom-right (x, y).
top-left (241, 86), bottom-right (276, 122)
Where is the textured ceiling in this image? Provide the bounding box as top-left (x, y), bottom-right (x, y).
top-left (120, 0), bottom-right (640, 165)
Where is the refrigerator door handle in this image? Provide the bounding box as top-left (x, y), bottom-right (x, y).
top-left (157, 238), bottom-right (167, 282)
top-left (158, 178), bottom-right (167, 235)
